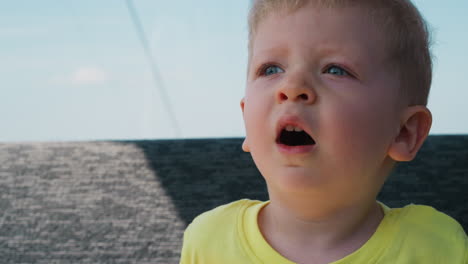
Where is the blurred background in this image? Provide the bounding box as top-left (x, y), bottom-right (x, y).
top-left (1, 0), bottom-right (467, 142)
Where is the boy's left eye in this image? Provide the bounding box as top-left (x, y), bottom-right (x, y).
top-left (324, 65), bottom-right (351, 76)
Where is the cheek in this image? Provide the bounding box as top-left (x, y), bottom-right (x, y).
top-left (322, 100), bottom-right (396, 165)
top-left (318, 104), bottom-right (394, 199)
top-left (244, 95), bottom-right (272, 144)
top-left (243, 99), bottom-right (275, 182)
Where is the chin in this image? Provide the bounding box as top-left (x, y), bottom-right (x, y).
top-left (267, 169), bottom-right (329, 193)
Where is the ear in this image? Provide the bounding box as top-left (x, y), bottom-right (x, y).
top-left (240, 98), bottom-right (250, 152)
top-left (388, 106), bottom-right (432, 161)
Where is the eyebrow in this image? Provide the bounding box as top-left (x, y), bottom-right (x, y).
top-left (248, 46), bottom-right (289, 74)
top-left (252, 46), bottom-right (289, 60)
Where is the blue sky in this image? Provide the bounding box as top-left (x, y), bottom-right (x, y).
top-left (1, 1), bottom-right (467, 142)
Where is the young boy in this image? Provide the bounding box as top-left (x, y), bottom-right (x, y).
top-left (180, 0), bottom-right (467, 263)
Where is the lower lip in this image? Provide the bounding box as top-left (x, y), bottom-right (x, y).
top-left (277, 143), bottom-right (316, 154)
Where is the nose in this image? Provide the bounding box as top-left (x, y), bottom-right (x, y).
top-left (276, 72), bottom-right (316, 104)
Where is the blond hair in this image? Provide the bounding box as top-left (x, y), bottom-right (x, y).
top-left (248, 0), bottom-right (433, 106)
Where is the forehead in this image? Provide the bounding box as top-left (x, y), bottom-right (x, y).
top-left (251, 5), bottom-right (388, 70)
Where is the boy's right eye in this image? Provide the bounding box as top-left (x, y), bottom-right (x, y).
top-left (259, 64), bottom-right (284, 76)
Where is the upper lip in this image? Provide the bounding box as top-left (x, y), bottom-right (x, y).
top-left (276, 115), bottom-right (315, 144)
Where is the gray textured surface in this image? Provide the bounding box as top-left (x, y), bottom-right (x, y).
top-left (0, 136), bottom-right (467, 263)
top-left (0, 142), bottom-right (185, 264)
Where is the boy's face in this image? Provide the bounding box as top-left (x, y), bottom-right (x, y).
top-left (242, 5), bottom-right (404, 207)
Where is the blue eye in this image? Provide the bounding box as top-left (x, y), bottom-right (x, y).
top-left (325, 65), bottom-right (350, 76)
top-left (262, 65), bottom-right (284, 76)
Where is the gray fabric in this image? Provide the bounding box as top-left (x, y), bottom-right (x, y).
top-left (0, 136), bottom-right (467, 263)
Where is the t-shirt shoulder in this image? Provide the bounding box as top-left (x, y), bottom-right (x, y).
top-left (395, 204), bottom-right (465, 235)
top-left (184, 199), bottom-right (256, 242)
top-left (387, 204), bottom-right (467, 260)
top-left (180, 199), bottom-right (260, 264)
top-left (188, 200), bottom-right (250, 226)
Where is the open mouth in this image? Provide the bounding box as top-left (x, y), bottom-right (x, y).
top-left (277, 126), bottom-right (316, 146)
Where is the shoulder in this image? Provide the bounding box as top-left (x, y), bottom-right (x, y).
top-left (386, 204), bottom-right (467, 260)
top-left (392, 204), bottom-right (465, 235)
top-left (185, 199), bottom-right (257, 236)
top-left (184, 199), bottom-right (259, 249)
top-left (180, 199), bottom-right (263, 263)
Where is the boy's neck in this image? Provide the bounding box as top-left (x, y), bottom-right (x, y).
top-left (258, 197), bottom-right (384, 263)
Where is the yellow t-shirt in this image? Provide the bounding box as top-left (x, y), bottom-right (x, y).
top-left (180, 199), bottom-right (467, 264)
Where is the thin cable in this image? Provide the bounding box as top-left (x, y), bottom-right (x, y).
top-left (125, 0), bottom-right (182, 138)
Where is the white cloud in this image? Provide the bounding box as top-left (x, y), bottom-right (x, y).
top-left (71, 66), bottom-right (109, 85)
top-left (49, 66), bottom-right (111, 86)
